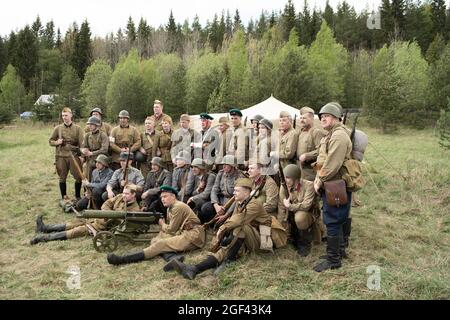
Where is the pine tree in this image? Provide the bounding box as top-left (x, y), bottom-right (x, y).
top-left (404, 0), bottom-right (433, 53)
top-left (166, 10), bottom-right (179, 53)
top-left (42, 20), bottom-right (55, 49)
top-left (431, 0), bottom-right (447, 36)
top-left (323, 0), bottom-right (335, 30)
top-left (426, 33), bottom-right (446, 64)
top-left (256, 11), bottom-right (268, 39)
top-left (126, 16), bottom-right (137, 46)
top-left (31, 15), bottom-right (43, 38)
top-left (269, 11), bottom-right (277, 28)
top-left (137, 18), bottom-right (151, 58)
top-left (37, 48), bottom-right (63, 96)
top-left (56, 28), bottom-right (62, 49)
top-left (281, 0), bottom-right (297, 41)
top-left (391, 0), bottom-right (406, 39)
top-left (0, 36), bottom-right (8, 78)
top-left (233, 9), bottom-right (243, 33)
top-left (13, 25), bottom-right (38, 92)
top-left (225, 10), bottom-right (233, 38)
top-left (72, 20), bottom-right (92, 80)
top-left (298, 0), bottom-right (312, 46)
top-left (381, 0), bottom-right (395, 42)
top-left (7, 32), bottom-right (17, 64)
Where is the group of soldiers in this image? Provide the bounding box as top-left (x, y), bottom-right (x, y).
top-left (30, 98), bottom-right (360, 278)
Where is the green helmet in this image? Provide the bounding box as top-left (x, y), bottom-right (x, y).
top-left (283, 164), bottom-right (301, 180)
top-left (222, 155), bottom-right (237, 167)
top-left (118, 110), bottom-right (130, 118)
top-left (318, 103), bottom-right (341, 120)
top-left (151, 156), bottom-right (165, 169)
top-left (191, 158), bottom-right (206, 170)
top-left (95, 154), bottom-right (109, 167)
top-left (86, 116), bottom-right (101, 126)
top-left (90, 107), bottom-right (103, 116)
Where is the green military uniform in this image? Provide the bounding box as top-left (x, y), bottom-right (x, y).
top-left (49, 122), bottom-right (84, 183)
top-left (142, 200), bottom-right (206, 259)
top-left (153, 129), bottom-right (173, 172)
top-left (278, 127), bottom-right (298, 169)
top-left (82, 130), bottom-right (109, 181)
top-left (84, 122), bottom-right (112, 136)
top-left (253, 175), bottom-right (278, 216)
top-left (149, 113), bottom-right (172, 133)
top-left (140, 130), bottom-right (157, 178)
top-left (109, 124), bottom-right (141, 168)
top-left (66, 193), bottom-right (140, 239)
top-left (297, 126), bottom-right (326, 181)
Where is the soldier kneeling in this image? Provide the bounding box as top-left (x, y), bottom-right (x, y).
top-left (167, 178), bottom-right (287, 280)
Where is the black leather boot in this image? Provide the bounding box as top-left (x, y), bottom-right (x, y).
top-left (161, 252), bottom-right (185, 272)
top-left (36, 215), bottom-right (66, 233)
top-left (313, 236), bottom-right (341, 272)
top-left (170, 255), bottom-right (219, 280)
top-left (297, 229), bottom-right (313, 257)
top-left (214, 238), bottom-right (245, 274)
top-left (30, 231), bottom-right (67, 245)
top-left (75, 182), bottom-right (82, 199)
top-left (59, 182), bottom-right (67, 199)
top-left (342, 218), bottom-right (352, 248)
top-left (107, 251), bottom-right (145, 265)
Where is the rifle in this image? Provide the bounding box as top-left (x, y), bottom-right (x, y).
top-left (203, 196), bottom-right (236, 228)
top-left (293, 114), bottom-right (297, 129)
top-left (70, 153), bottom-right (98, 209)
top-left (350, 113), bottom-right (360, 143)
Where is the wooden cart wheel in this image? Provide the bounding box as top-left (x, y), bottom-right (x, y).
top-left (93, 231), bottom-right (118, 253)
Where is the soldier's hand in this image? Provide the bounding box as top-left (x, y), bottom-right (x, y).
top-left (141, 191), bottom-right (148, 200)
top-left (139, 147), bottom-right (146, 154)
top-left (120, 180), bottom-right (127, 187)
top-left (187, 197), bottom-right (193, 204)
top-left (299, 154), bottom-right (306, 163)
top-left (213, 203), bottom-right (224, 215)
top-left (158, 218), bottom-right (165, 226)
top-left (56, 138), bottom-right (64, 145)
top-left (216, 213), bottom-right (228, 225)
top-left (314, 178), bottom-right (322, 195)
top-left (108, 191), bottom-right (115, 199)
top-left (82, 179), bottom-right (89, 186)
top-left (283, 198), bottom-right (291, 208)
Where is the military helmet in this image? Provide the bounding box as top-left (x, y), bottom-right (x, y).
top-left (221, 155), bottom-right (236, 167)
top-left (318, 103), bottom-right (341, 120)
top-left (86, 116), bottom-right (101, 126)
top-left (283, 164), bottom-right (301, 180)
top-left (175, 150), bottom-right (191, 164)
top-left (151, 156), bottom-right (165, 169)
top-left (90, 107), bottom-right (103, 116)
top-left (95, 154), bottom-right (109, 167)
top-left (191, 158), bottom-right (206, 170)
top-left (118, 110), bottom-right (130, 119)
top-left (251, 114), bottom-right (264, 123)
top-left (259, 118), bottom-right (273, 130)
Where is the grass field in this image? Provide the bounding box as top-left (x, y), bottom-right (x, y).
top-left (0, 121), bottom-right (449, 300)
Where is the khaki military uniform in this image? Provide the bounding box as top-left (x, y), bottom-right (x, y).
top-left (140, 130), bottom-right (157, 178)
top-left (215, 128), bottom-right (232, 167)
top-left (171, 128), bottom-right (200, 163)
top-left (148, 113), bottom-right (172, 133)
top-left (297, 126), bottom-right (326, 181)
top-left (253, 176), bottom-right (278, 216)
top-left (277, 179), bottom-right (323, 243)
top-left (109, 124), bottom-right (141, 166)
top-left (201, 127), bottom-right (219, 166)
top-left (210, 198), bottom-right (287, 263)
top-left (84, 121), bottom-right (112, 136)
top-left (65, 194), bottom-right (140, 239)
top-left (278, 127), bottom-right (298, 169)
top-left (82, 130), bottom-right (109, 180)
top-left (227, 124), bottom-right (249, 166)
top-left (142, 200), bottom-right (206, 259)
top-left (153, 130), bottom-right (173, 172)
top-left (171, 165), bottom-right (191, 201)
top-left (49, 123), bottom-right (84, 182)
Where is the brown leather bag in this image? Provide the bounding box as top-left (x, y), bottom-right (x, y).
top-left (323, 179), bottom-right (348, 207)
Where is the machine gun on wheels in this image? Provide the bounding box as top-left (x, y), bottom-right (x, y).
top-left (74, 209), bottom-right (163, 252)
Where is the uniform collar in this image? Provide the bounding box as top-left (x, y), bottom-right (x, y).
top-left (63, 122), bottom-right (72, 128)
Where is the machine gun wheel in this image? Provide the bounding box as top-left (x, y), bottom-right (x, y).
top-left (93, 231), bottom-right (118, 253)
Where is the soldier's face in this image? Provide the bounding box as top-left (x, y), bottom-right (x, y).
top-left (160, 192), bottom-right (176, 207)
top-left (248, 164), bottom-right (260, 178)
top-left (88, 124), bottom-right (97, 132)
top-left (120, 159), bottom-right (132, 169)
top-left (95, 162), bottom-right (105, 170)
top-left (251, 120), bottom-right (258, 129)
top-left (180, 120), bottom-right (190, 129)
top-left (122, 189), bottom-right (136, 202)
top-left (119, 117), bottom-right (129, 126)
top-left (144, 120), bottom-right (154, 131)
top-left (162, 121), bottom-right (171, 132)
top-left (320, 114), bottom-right (336, 130)
top-left (153, 104), bottom-right (162, 115)
top-left (176, 159), bottom-right (186, 168)
top-left (234, 186), bottom-right (250, 202)
top-left (61, 112), bottom-right (72, 123)
top-left (279, 117), bottom-right (291, 130)
top-left (192, 167), bottom-right (201, 175)
top-left (286, 177), bottom-right (294, 188)
top-left (92, 112), bottom-right (101, 119)
top-left (223, 164), bottom-right (232, 173)
top-left (151, 164), bottom-right (160, 172)
top-left (201, 119), bottom-right (210, 130)
top-left (230, 116), bottom-right (241, 127)
top-left (258, 125), bottom-right (267, 136)
top-left (219, 124), bottom-right (229, 132)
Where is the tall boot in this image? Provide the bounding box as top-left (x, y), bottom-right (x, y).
top-left (214, 238), bottom-right (245, 274)
top-left (296, 229), bottom-right (313, 257)
top-left (342, 218), bottom-right (352, 248)
top-left (170, 255), bottom-right (219, 280)
top-left (161, 252), bottom-right (185, 272)
top-left (75, 182), bottom-right (82, 199)
top-left (36, 215), bottom-right (66, 233)
top-left (313, 236), bottom-right (341, 272)
top-left (59, 182), bottom-right (67, 199)
top-left (107, 251), bottom-right (145, 266)
top-left (30, 231), bottom-right (67, 245)
top-left (339, 227), bottom-right (348, 259)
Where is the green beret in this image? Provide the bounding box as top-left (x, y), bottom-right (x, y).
top-left (199, 112), bottom-right (213, 120)
top-left (229, 108), bottom-right (243, 117)
top-left (159, 185), bottom-right (178, 195)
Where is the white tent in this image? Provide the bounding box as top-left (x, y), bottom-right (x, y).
top-left (241, 95), bottom-right (300, 120)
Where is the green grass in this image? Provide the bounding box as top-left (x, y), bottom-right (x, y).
top-left (0, 122), bottom-right (449, 299)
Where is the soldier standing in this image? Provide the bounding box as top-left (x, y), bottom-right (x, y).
top-left (199, 113), bottom-right (219, 168)
top-left (109, 110), bottom-right (141, 171)
top-left (30, 184), bottom-right (141, 245)
top-left (136, 117), bottom-right (157, 178)
top-left (184, 158), bottom-right (216, 214)
top-left (227, 108), bottom-right (249, 169)
top-left (49, 107), bottom-right (84, 200)
top-left (152, 118), bottom-right (173, 172)
top-left (171, 114), bottom-right (200, 165)
top-left (278, 111), bottom-right (298, 169)
top-left (215, 117), bottom-right (232, 171)
top-left (313, 103), bottom-right (353, 272)
top-left (81, 116), bottom-right (109, 181)
top-left (148, 99), bottom-right (173, 133)
top-left (106, 185), bottom-right (206, 268)
top-left (167, 178), bottom-right (287, 280)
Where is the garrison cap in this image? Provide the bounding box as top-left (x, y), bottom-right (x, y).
top-left (159, 185), bottom-right (178, 195)
top-left (200, 112), bottom-right (213, 120)
top-left (90, 107), bottom-right (103, 116)
top-left (180, 114), bottom-right (190, 122)
top-left (300, 107), bottom-right (315, 115)
top-left (62, 107), bottom-right (72, 113)
top-left (259, 118), bottom-right (273, 130)
top-left (229, 108), bottom-right (243, 117)
top-left (235, 178), bottom-right (253, 190)
top-left (279, 111), bottom-right (291, 118)
top-left (119, 152), bottom-right (134, 161)
top-left (218, 117), bottom-right (230, 125)
top-left (124, 184), bottom-right (138, 193)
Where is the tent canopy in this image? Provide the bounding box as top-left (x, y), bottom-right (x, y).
top-left (241, 95), bottom-right (300, 120)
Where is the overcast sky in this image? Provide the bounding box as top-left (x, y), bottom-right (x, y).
top-left (1, 0), bottom-right (382, 37)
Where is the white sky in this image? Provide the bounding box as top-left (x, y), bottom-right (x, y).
top-left (1, 0), bottom-right (382, 37)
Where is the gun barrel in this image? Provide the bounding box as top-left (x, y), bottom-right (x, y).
top-left (76, 210), bottom-right (163, 221)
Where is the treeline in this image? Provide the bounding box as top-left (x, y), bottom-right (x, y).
top-left (0, 0), bottom-right (450, 132)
